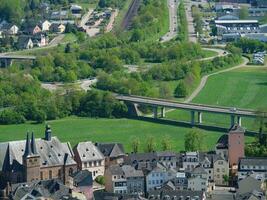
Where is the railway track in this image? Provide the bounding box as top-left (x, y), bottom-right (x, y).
top-left (121, 0), bottom-right (141, 30)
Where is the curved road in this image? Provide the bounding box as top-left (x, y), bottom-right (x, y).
top-left (184, 56), bottom-right (249, 103)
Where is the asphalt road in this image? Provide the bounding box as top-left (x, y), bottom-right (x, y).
top-left (161, 0), bottom-right (179, 42)
top-left (116, 95), bottom-right (258, 117)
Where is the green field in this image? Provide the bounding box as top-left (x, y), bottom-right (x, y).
top-left (167, 67), bottom-right (267, 131)
top-left (0, 117), bottom-right (224, 153)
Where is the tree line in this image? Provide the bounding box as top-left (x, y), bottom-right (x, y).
top-left (0, 71), bottom-right (127, 124)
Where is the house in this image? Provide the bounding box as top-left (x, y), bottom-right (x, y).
top-left (148, 189), bottom-right (206, 200)
top-left (215, 134), bottom-right (229, 160)
top-left (24, 25), bottom-right (42, 35)
top-left (182, 151), bottom-right (200, 171)
top-left (40, 20), bottom-right (51, 31)
top-left (50, 23), bottom-right (66, 33)
top-left (7, 179), bottom-right (78, 200)
top-left (213, 155), bottom-right (229, 186)
top-left (0, 24), bottom-right (19, 35)
top-left (70, 4), bottom-right (82, 15)
top-left (144, 162), bottom-right (176, 193)
top-left (93, 191), bottom-right (143, 200)
top-left (162, 171), bottom-right (188, 190)
top-left (256, 0), bottom-right (267, 8)
top-left (32, 34), bottom-right (49, 47)
top-left (236, 175), bottom-right (266, 200)
top-left (199, 153), bottom-right (214, 182)
top-left (17, 36), bottom-right (34, 49)
top-left (70, 170), bottom-right (93, 200)
top-left (125, 151), bottom-right (178, 171)
top-left (238, 157), bottom-right (267, 181)
top-left (188, 166), bottom-right (208, 191)
top-left (95, 143), bottom-right (125, 168)
top-left (121, 165), bottom-right (145, 194)
top-left (50, 10), bottom-right (68, 20)
top-left (73, 141), bottom-right (105, 180)
top-left (104, 165), bottom-right (127, 194)
top-left (0, 125), bottom-right (77, 186)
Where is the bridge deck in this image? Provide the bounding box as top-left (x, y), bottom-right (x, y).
top-left (116, 95), bottom-right (259, 118)
top-left (0, 55), bottom-right (36, 60)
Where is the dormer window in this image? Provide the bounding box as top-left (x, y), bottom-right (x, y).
top-left (86, 148), bottom-right (89, 151)
top-left (83, 154), bottom-right (85, 157)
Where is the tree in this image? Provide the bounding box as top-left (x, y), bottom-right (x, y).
top-left (239, 6), bottom-right (249, 20)
top-left (159, 83), bottom-right (172, 99)
top-left (145, 135), bottom-right (156, 152)
top-left (184, 129), bottom-right (205, 151)
top-left (131, 137), bottom-right (140, 153)
top-left (98, 0), bottom-right (106, 8)
top-left (174, 81), bottom-right (187, 98)
top-left (0, 109), bottom-right (25, 125)
top-left (65, 43), bottom-right (71, 53)
top-left (162, 135), bottom-right (172, 151)
top-left (95, 175), bottom-right (105, 185)
top-left (34, 109), bottom-right (46, 124)
top-left (223, 175), bottom-right (229, 183)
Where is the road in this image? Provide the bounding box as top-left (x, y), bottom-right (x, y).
top-left (184, 0), bottom-right (197, 43)
top-left (161, 0), bottom-right (179, 42)
top-left (116, 95), bottom-right (258, 117)
top-left (184, 56), bottom-right (249, 103)
top-left (41, 78), bottom-right (97, 92)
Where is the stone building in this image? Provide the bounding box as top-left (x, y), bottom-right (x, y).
top-left (0, 125), bottom-right (77, 186)
top-left (73, 141), bottom-right (105, 180)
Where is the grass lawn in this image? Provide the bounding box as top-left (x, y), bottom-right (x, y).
top-left (202, 49), bottom-right (218, 58)
top-left (166, 67), bottom-right (267, 131)
top-left (0, 116), bottom-right (224, 153)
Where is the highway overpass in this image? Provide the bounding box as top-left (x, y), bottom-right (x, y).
top-left (0, 55), bottom-right (36, 67)
top-left (116, 95), bottom-right (263, 127)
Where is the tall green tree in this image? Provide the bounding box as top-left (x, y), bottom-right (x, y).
top-left (184, 129), bottom-right (205, 151)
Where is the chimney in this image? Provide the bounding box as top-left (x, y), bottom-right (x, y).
top-left (45, 124), bottom-right (52, 141)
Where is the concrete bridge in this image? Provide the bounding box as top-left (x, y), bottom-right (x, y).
top-left (0, 55), bottom-right (36, 67)
top-left (115, 95), bottom-right (263, 127)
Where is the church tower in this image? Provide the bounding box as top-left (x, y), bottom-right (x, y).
top-left (23, 132), bottom-right (41, 182)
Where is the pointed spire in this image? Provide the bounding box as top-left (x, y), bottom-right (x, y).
top-left (23, 132), bottom-right (32, 158)
top-left (31, 132), bottom-right (37, 155)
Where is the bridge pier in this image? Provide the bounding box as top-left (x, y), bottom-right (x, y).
top-left (231, 115), bottom-right (235, 127)
top-left (191, 111), bottom-right (195, 126)
top-left (153, 106), bottom-right (158, 119)
top-left (237, 116), bottom-right (242, 126)
top-left (160, 107), bottom-right (166, 118)
top-left (198, 112), bottom-right (202, 124)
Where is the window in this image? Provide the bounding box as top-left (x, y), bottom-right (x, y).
top-left (217, 169), bottom-right (220, 173)
top-left (69, 168), bottom-right (73, 175)
top-left (49, 170), bottom-right (52, 179)
top-left (40, 172), bottom-right (43, 180)
top-left (58, 169), bottom-right (61, 177)
top-left (84, 162), bottom-right (88, 168)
